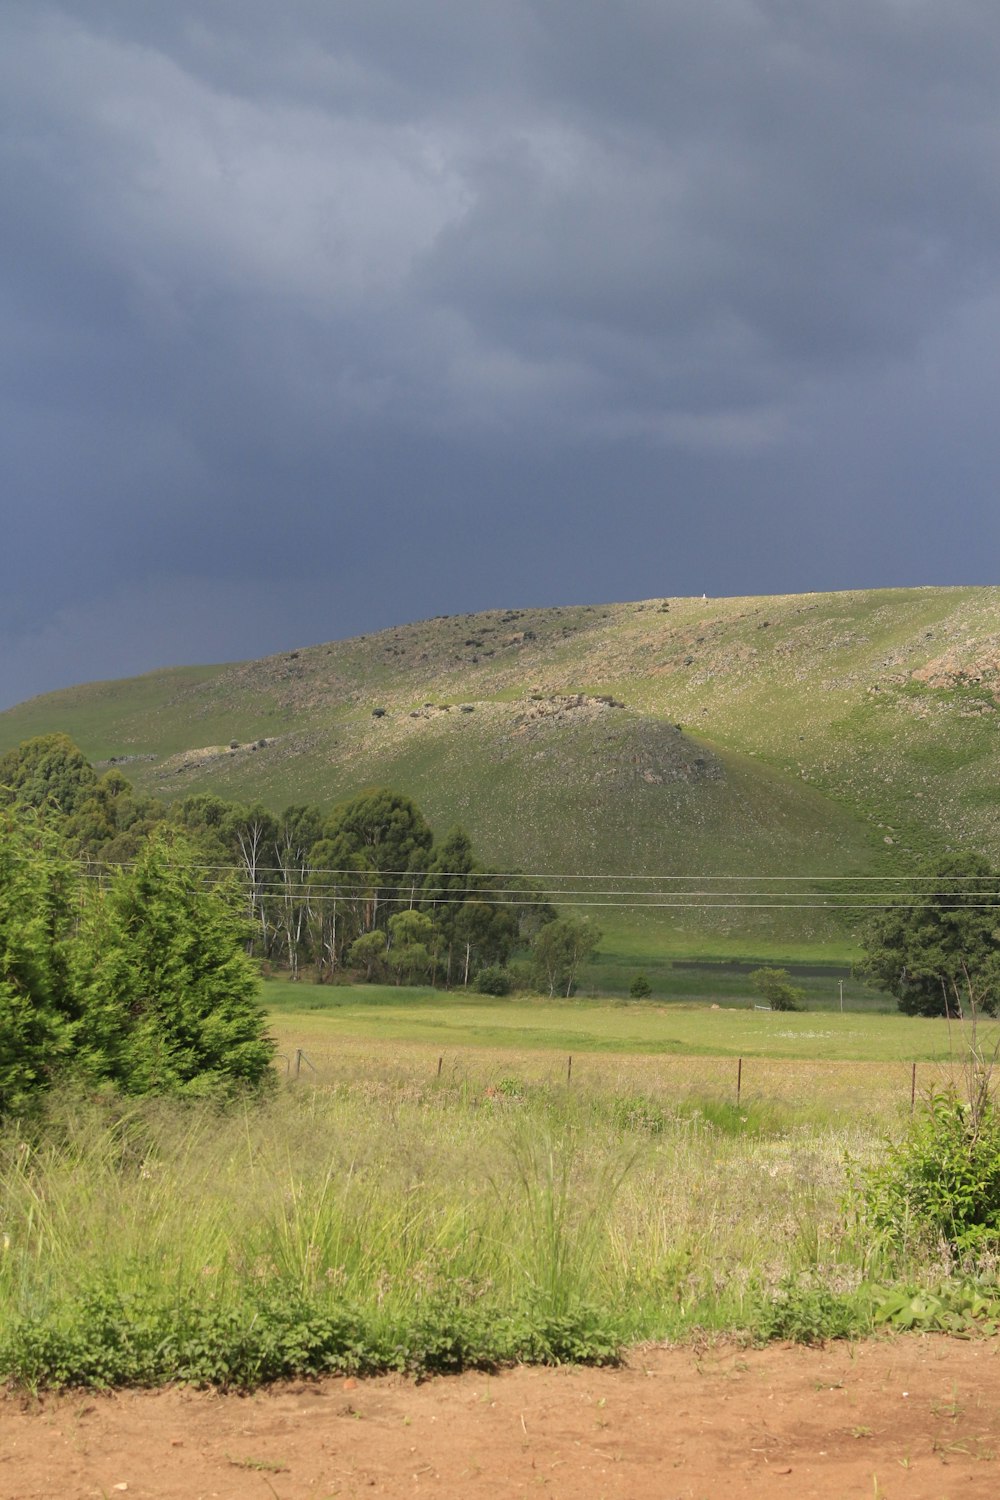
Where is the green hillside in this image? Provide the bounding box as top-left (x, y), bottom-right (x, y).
top-left (4, 586), bottom-right (999, 958)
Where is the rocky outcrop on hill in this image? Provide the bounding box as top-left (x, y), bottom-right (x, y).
top-left (513, 693), bottom-right (625, 731)
top-left (911, 648), bottom-right (1000, 696)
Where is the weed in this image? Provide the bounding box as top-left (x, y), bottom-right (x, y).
top-left (931, 1395), bottom-right (963, 1422)
top-left (492, 1077), bottom-right (523, 1100)
top-left (749, 1277), bottom-right (873, 1344)
top-left (227, 1455), bottom-right (290, 1473)
top-left (868, 1280), bottom-right (1000, 1333)
top-left (609, 1093), bottom-right (666, 1135)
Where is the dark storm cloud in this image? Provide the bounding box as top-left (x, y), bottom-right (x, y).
top-left (3, 2), bottom-right (1000, 707)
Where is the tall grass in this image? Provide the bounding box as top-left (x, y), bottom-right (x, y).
top-left (0, 1074), bottom-right (946, 1388)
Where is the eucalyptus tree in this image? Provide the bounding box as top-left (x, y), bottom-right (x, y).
top-left (271, 804), bottom-right (324, 979)
top-left (321, 789), bottom-right (433, 937)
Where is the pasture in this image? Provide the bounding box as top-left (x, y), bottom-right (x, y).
top-left (265, 978), bottom-right (982, 1061)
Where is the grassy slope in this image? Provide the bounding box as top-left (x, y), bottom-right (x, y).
top-left (4, 586), bottom-right (1000, 956)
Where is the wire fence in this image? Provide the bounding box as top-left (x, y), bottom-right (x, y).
top-left (273, 1040), bottom-right (978, 1121)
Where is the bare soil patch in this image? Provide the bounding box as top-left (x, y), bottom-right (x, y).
top-left (2, 1337), bottom-right (998, 1500)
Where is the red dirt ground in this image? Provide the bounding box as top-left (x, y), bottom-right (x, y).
top-left (2, 1337), bottom-right (999, 1499)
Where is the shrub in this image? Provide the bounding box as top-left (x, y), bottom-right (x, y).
top-left (628, 972), bottom-right (652, 999)
top-left (750, 1276), bottom-right (872, 1345)
top-left (858, 1088), bottom-right (1000, 1255)
top-left (474, 965), bottom-right (513, 996)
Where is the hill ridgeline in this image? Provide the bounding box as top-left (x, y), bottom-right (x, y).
top-left (4, 586), bottom-right (999, 953)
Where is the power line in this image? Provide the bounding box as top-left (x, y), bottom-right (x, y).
top-left (93, 875), bottom-right (1000, 899)
top-left (73, 852), bottom-right (1000, 913)
top-left (73, 869), bottom-right (1000, 912)
top-left (80, 859), bottom-right (1000, 882)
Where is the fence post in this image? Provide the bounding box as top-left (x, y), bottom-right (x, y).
top-left (294, 1048), bottom-right (302, 1080)
top-left (737, 1056), bottom-right (742, 1108)
top-left (567, 1054), bottom-right (573, 1084)
top-left (910, 1061), bottom-right (917, 1115)
top-left (437, 1055), bottom-right (443, 1078)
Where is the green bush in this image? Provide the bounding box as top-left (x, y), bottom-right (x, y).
top-left (0, 1285), bottom-right (623, 1390)
top-left (0, 820), bottom-right (274, 1114)
top-left (858, 1088), bottom-right (1000, 1254)
top-left (474, 964), bottom-right (513, 996)
top-left (628, 972), bottom-right (652, 999)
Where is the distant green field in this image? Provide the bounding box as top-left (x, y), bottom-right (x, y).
top-left (578, 932), bottom-right (880, 1002)
top-left (264, 981), bottom-right (982, 1063)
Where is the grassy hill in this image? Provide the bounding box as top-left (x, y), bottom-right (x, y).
top-left (4, 586), bottom-right (999, 961)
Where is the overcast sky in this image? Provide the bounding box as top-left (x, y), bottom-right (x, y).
top-left (3, 1), bottom-right (1000, 708)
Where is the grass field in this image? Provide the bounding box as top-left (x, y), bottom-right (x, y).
top-left (263, 980), bottom-right (977, 1061)
top-left (0, 983), bottom-right (993, 1390)
top-left (265, 983), bottom-right (991, 1130)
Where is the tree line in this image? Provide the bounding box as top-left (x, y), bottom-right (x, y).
top-left (2, 732), bottom-right (998, 1027)
top-left (0, 734), bottom-right (601, 999)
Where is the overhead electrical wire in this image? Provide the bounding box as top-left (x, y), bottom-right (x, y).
top-left (78, 860), bottom-right (1000, 882)
top-left (74, 864), bottom-right (1000, 911)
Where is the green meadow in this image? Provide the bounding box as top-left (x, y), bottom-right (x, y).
top-left (263, 980), bottom-right (966, 1062)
